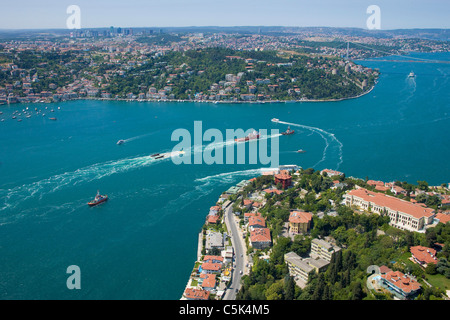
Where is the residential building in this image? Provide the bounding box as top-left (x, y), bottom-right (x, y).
top-left (201, 274), bottom-right (217, 291)
top-left (310, 238), bottom-right (341, 262)
top-left (289, 211), bottom-right (313, 234)
top-left (380, 271), bottom-right (421, 298)
top-left (184, 288), bottom-right (210, 300)
top-left (284, 252), bottom-right (314, 284)
top-left (249, 228), bottom-right (272, 249)
top-left (248, 215), bottom-right (266, 229)
top-left (410, 246), bottom-right (438, 267)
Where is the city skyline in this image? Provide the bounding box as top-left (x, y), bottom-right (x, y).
top-left (1, 0), bottom-right (449, 30)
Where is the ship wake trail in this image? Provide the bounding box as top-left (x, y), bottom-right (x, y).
top-left (278, 120), bottom-right (343, 170)
top-left (0, 152), bottom-right (171, 213)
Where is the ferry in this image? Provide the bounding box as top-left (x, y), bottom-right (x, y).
top-left (117, 139), bottom-right (125, 145)
top-left (88, 191), bottom-right (108, 207)
top-left (235, 130), bottom-right (260, 142)
top-left (271, 118), bottom-right (279, 123)
top-left (281, 126), bottom-right (295, 135)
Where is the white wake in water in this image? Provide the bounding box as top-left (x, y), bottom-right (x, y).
top-left (0, 151), bottom-right (172, 212)
top-left (277, 120), bottom-right (343, 170)
top-left (0, 131), bottom-right (281, 212)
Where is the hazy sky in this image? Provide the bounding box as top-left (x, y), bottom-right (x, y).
top-left (1, 0), bottom-right (449, 30)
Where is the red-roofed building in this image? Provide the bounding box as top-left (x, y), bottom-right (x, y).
top-left (289, 211), bottom-right (313, 234)
top-left (201, 274), bottom-right (217, 291)
top-left (244, 211), bottom-right (261, 222)
top-left (344, 188), bottom-right (435, 232)
top-left (379, 265), bottom-right (392, 275)
top-left (410, 246), bottom-right (438, 267)
top-left (436, 212), bottom-right (450, 224)
top-left (367, 180), bottom-right (385, 187)
top-left (201, 262), bottom-right (222, 274)
top-left (249, 215), bottom-right (266, 229)
top-left (380, 271), bottom-right (421, 298)
top-left (250, 228), bottom-right (271, 249)
top-left (184, 288), bottom-right (210, 300)
top-left (274, 173), bottom-right (292, 189)
top-left (207, 215), bottom-right (220, 224)
top-left (263, 188), bottom-right (284, 195)
top-left (203, 255), bottom-right (224, 264)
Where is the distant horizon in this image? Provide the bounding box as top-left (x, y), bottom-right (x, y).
top-left (0, 25), bottom-right (449, 32)
top-left (1, 1), bottom-right (449, 30)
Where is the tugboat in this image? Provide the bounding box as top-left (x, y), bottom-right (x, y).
top-left (88, 191), bottom-right (108, 207)
top-left (281, 126), bottom-right (295, 135)
top-left (235, 130), bottom-right (260, 142)
top-left (117, 139), bottom-right (125, 145)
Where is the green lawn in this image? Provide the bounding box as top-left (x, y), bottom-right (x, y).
top-left (425, 273), bottom-right (450, 291)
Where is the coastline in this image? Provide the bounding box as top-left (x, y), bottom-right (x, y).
top-left (0, 83), bottom-right (377, 107)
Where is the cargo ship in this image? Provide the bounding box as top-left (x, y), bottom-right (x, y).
top-left (88, 191), bottom-right (108, 207)
top-left (235, 130), bottom-right (260, 142)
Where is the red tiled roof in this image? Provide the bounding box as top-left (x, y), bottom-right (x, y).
top-left (379, 265), bottom-right (392, 274)
top-left (289, 211), bottom-right (313, 224)
top-left (410, 246), bottom-right (438, 264)
top-left (436, 213), bottom-right (450, 224)
top-left (367, 180), bottom-right (385, 187)
top-left (275, 173), bottom-right (291, 180)
top-left (201, 262), bottom-right (222, 272)
top-left (250, 228), bottom-right (271, 243)
top-left (347, 188), bottom-right (435, 219)
top-left (203, 255), bottom-right (224, 263)
top-left (184, 288), bottom-right (210, 300)
top-left (381, 271), bottom-right (421, 294)
top-left (249, 215), bottom-right (266, 227)
top-left (201, 274), bottom-right (216, 289)
top-left (207, 215), bottom-right (220, 224)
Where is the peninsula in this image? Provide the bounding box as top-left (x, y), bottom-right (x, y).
top-left (181, 166), bottom-right (450, 300)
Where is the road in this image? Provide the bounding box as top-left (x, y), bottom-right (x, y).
top-left (223, 203), bottom-right (246, 300)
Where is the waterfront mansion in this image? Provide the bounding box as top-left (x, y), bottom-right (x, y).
top-left (344, 188), bottom-right (435, 232)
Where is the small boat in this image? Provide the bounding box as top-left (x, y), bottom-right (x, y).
top-left (408, 71), bottom-right (415, 78)
top-left (88, 191), bottom-right (108, 207)
top-left (49, 117), bottom-right (57, 121)
top-left (281, 126), bottom-right (295, 135)
top-left (151, 153), bottom-right (160, 157)
top-left (297, 149), bottom-right (306, 153)
top-left (117, 139), bottom-right (125, 145)
top-left (155, 155), bottom-right (164, 159)
top-left (271, 118), bottom-right (279, 123)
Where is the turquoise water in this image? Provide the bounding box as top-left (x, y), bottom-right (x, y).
top-left (0, 52), bottom-right (449, 299)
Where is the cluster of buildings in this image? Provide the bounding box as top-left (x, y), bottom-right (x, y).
top-left (285, 238), bottom-right (342, 288)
